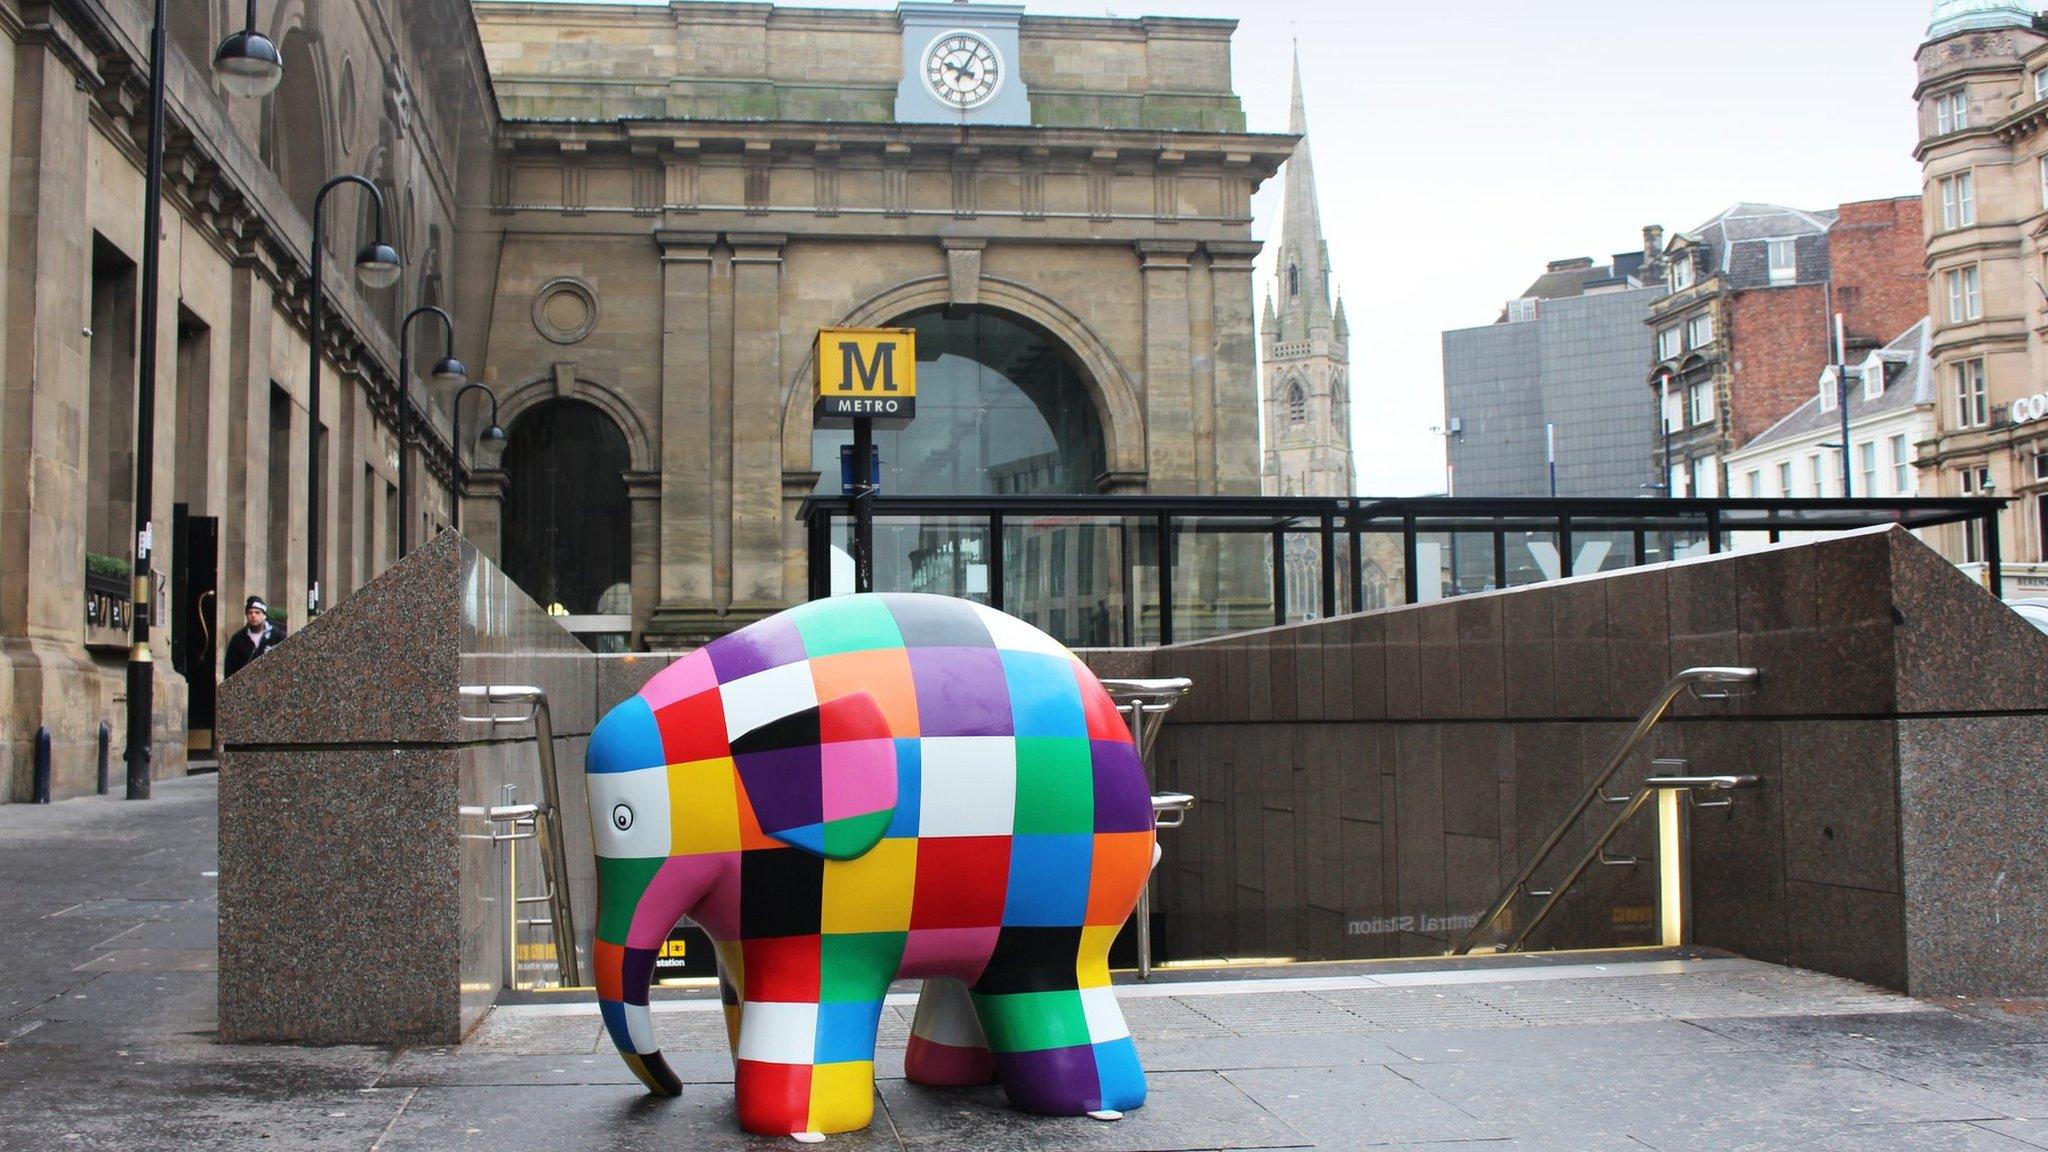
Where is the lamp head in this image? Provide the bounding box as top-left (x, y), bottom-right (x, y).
top-left (354, 242), bottom-right (403, 290)
top-left (430, 356), bottom-right (468, 385)
top-left (213, 30), bottom-right (284, 98)
top-left (481, 424), bottom-right (508, 445)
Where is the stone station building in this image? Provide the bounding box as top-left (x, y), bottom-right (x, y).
top-left (468, 2), bottom-right (1290, 650)
top-left (0, 0), bottom-right (1290, 799)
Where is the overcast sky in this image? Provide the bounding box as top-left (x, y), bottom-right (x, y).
top-left (563, 0), bottom-right (1939, 493)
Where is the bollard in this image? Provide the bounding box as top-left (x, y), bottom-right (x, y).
top-left (97, 722), bottom-right (111, 795)
top-left (32, 726), bottom-right (52, 804)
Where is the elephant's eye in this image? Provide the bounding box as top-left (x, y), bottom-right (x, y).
top-left (611, 804), bottom-right (634, 832)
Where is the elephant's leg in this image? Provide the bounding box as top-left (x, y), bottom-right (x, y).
top-left (730, 933), bottom-right (899, 1137)
top-left (969, 927), bottom-right (1146, 1116)
top-left (713, 938), bottom-right (745, 1058)
top-left (905, 977), bottom-right (996, 1086)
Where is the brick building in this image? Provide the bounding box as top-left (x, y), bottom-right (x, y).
top-left (1646, 199), bottom-right (1926, 496)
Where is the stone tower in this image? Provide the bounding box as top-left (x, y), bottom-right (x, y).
top-left (1261, 50), bottom-right (1353, 501)
top-left (1261, 52), bottom-right (1370, 616)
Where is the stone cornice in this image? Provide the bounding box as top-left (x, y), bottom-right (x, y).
top-left (508, 119), bottom-right (1292, 178)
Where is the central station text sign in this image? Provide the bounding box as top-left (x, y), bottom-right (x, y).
top-left (815, 327), bottom-right (916, 428)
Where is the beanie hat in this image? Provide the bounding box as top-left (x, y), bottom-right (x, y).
top-left (245, 596), bottom-right (268, 614)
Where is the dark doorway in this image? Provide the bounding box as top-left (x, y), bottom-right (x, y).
top-left (173, 508), bottom-right (219, 757)
top-left (501, 400), bottom-right (631, 617)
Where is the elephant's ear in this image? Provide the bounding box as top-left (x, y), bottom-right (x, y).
top-left (729, 690), bottom-right (897, 861)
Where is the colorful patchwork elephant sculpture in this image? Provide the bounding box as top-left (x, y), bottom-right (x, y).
top-left (585, 592), bottom-right (1155, 1137)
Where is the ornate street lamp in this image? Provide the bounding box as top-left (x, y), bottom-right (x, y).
top-left (305, 175), bottom-right (402, 619)
top-left (125, 0), bottom-right (280, 800)
top-left (396, 307), bottom-right (465, 558)
top-left (213, 2), bottom-right (284, 98)
top-left (448, 383), bottom-right (507, 535)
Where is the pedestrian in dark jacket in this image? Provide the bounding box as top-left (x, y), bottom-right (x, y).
top-left (223, 596), bottom-right (286, 679)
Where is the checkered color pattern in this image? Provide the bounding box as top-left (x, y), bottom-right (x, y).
top-left (586, 593), bottom-right (1152, 1136)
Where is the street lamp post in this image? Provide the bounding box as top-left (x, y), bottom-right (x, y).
top-left (305, 176), bottom-right (402, 618)
top-left (395, 307), bottom-right (465, 558)
top-left (124, 2), bottom-right (282, 801)
top-left (447, 382), bottom-right (507, 535)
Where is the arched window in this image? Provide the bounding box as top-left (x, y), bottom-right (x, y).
top-left (1287, 380), bottom-right (1307, 424)
top-left (267, 31), bottom-right (331, 250)
top-left (1288, 264), bottom-right (1300, 297)
top-left (812, 307), bottom-right (1106, 497)
top-left (501, 399), bottom-right (632, 620)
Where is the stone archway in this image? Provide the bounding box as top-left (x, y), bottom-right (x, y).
top-left (499, 399), bottom-right (633, 619)
top-left (779, 275), bottom-right (1145, 485)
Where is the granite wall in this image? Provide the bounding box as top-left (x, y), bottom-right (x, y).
top-left (217, 525), bottom-right (2048, 1049)
top-left (217, 532), bottom-right (600, 1044)
top-left (1093, 526), bottom-right (2048, 998)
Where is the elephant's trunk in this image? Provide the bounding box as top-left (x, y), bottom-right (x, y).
top-left (595, 854), bottom-right (723, 1097)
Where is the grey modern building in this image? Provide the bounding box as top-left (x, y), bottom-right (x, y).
top-left (1442, 247), bottom-right (1667, 500)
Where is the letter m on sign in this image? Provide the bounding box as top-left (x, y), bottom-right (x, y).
top-left (841, 342), bottom-right (896, 392)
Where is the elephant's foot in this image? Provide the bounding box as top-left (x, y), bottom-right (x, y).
top-left (905, 977), bottom-right (997, 1086)
top-left (970, 984), bottom-right (1147, 1116)
top-left (735, 1059), bottom-right (878, 1136)
top-left (992, 1037), bottom-right (1147, 1116)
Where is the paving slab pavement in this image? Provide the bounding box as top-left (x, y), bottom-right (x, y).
top-left (4, 776), bottom-right (2047, 1151)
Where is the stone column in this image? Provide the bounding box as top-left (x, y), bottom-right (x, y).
top-left (1205, 241), bottom-right (1264, 494)
top-left (0, 28), bottom-right (109, 798)
top-left (221, 263), bottom-right (275, 642)
top-left (624, 470), bottom-right (661, 647)
top-left (654, 232), bottom-right (715, 613)
top-left (728, 233), bottom-right (787, 619)
top-left (1136, 241), bottom-right (1198, 492)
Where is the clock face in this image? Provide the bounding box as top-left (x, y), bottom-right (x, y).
top-left (922, 30), bottom-right (1003, 111)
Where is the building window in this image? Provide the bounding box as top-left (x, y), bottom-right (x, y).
top-left (1746, 469), bottom-right (1763, 497)
top-left (1767, 238), bottom-right (1797, 283)
top-left (1820, 370), bottom-right (1838, 413)
top-left (2036, 68), bottom-right (2048, 103)
top-left (1670, 257), bottom-right (1695, 292)
top-left (1944, 266), bottom-right (1982, 323)
top-left (1891, 434), bottom-right (1912, 494)
top-left (1960, 466), bottom-right (1992, 562)
top-left (1777, 461), bottom-right (1794, 497)
top-left (1288, 264), bottom-right (1300, 298)
top-left (1688, 379), bottom-right (1715, 426)
top-left (1858, 441), bottom-right (1877, 496)
top-left (1810, 453), bottom-right (1826, 498)
top-left (1656, 326), bottom-right (1681, 360)
top-left (1953, 359), bottom-right (1989, 428)
top-left (1935, 88), bottom-right (1969, 134)
top-left (1686, 313), bottom-right (1715, 348)
top-left (2040, 156), bottom-right (2048, 212)
top-left (2036, 451), bottom-right (2048, 482)
top-left (1864, 363), bottom-right (1884, 401)
top-left (1693, 456), bottom-right (1719, 497)
top-left (1661, 378), bottom-right (1683, 433)
top-left (1287, 380), bottom-right (1306, 424)
top-left (1940, 172), bottom-right (1976, 230)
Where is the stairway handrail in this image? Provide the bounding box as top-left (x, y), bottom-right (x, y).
top-left (1449, 666), bottom-right (1759, 957)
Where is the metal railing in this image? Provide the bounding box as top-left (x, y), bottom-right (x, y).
top-left (798, 493), bottom-right (2005, 647)
top-left (459, 684), bottom-right (580, 989)
top-left (1101, 677), bottom-right (1194, 980)
top-left (1450, 666), bottom-right (1761, 957)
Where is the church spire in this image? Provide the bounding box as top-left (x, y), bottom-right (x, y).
top-left (1274, 46), bottom-right (1336, 345)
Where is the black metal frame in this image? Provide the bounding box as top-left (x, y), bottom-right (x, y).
top-left (799, 493), bottom-right (2008, 647)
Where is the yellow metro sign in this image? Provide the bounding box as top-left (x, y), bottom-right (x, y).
top-left (815, 327), bottom-right (916, 427)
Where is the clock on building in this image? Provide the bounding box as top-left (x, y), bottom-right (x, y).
top-left (921, 29), bottom-right (1003, 110)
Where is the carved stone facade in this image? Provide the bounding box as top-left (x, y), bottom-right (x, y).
top-left (1915, 7), bottom-right (2048, 593)
top-left (0, 0), bottom-right (494, 799)
top-left (1, 1), bottom-right (1285, 797)
top-left (466, 2), bottom-right (1289, 648)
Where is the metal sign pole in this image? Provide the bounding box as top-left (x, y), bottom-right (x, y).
top-left (852, 417), bottom-right (875, 594)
